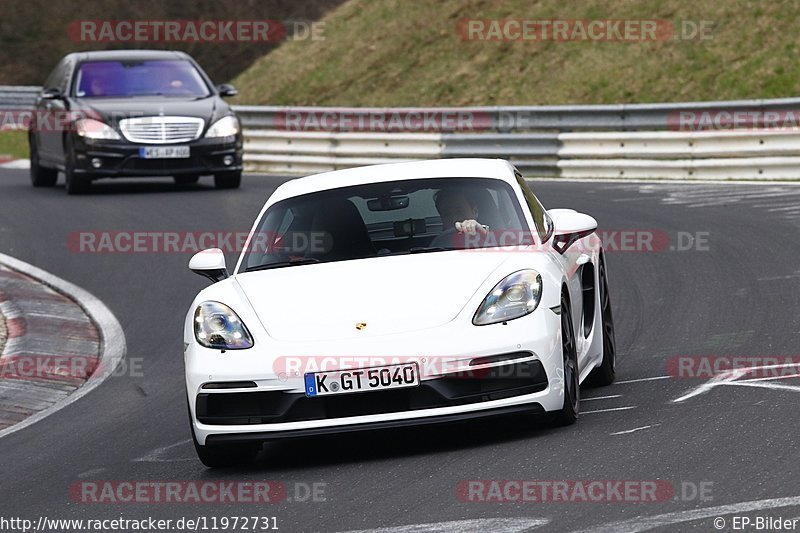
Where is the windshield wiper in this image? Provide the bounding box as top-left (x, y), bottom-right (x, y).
top-left (409, 246), bottom-right (451, 253)
top-left (383, 246), bottom-right (452, 256)
top-left (244, 257), bottom-right (320, 272)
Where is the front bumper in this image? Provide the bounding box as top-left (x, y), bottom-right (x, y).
top-left (197, 357), bottom-right (549, 426)
top-left (206, 404), bottom-right (546, 443)
top-left (71, 134), bottom-right (243, 178)
top-left (186, 307), bottom-right (565, 445)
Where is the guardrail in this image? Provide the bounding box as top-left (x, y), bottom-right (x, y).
top-left (4, 86), bottom-right (800, 179)
top-left (233, 100), bottom-right (800, 132)
top-left (235, 101), bottom-right (800, 179)
top-left (0, 85), bottom-right (41, 109)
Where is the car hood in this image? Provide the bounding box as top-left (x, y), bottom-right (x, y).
top-left (75, 96), bottom-right (223, 126)
top-left (234, 251), bottom-right (511, 342)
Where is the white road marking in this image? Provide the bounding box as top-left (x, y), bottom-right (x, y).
top-left (761, 204), bottom-right (800, 211)
top-left (740, 372), bottom-right (800, 383)
top-left (661, 188), bottom-right (800, 202)
top-left (736, 188), bottom-right (800, 196)
top-left (672, 370), bottom-right (740, 403)
top-left (77, 467), bottom-right (108, 478)
top-left (338, 517), bottom-right (549, 533)
top-left (571, 495), bottom-right (800, 533)
top-left (682, 200), bottom-right (740, 208)
top-left (673, 363), bottom-right (800, 403)
top-left (582, 406), bottom-right (636, 414)
top-left (582, 394), bottom-right (622, 401)
top-left (590, 182), bottom-right (800, 222)
top-left (757, 272), bottom-right (800, 281)
top-left (672, 369), bottom-right (744, 403)
top-left (133, 439), bottom-right (194, 463)
top-left (662, 188), bottom-right (760, 200)
top-left (651, 185), bottom-right (800, 219)
top-left (610, 425), bottom-right (657, 436)
top-left (581, 394), bottom-right (622, 402)
top-left (726, 380), bottom-right (800, 393)
top-left (703, 190), bottom-right (800, 201)
top-left (615, 376), bottom-right (670, 384)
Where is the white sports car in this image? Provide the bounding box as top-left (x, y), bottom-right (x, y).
top-left (184, 158), bottom-right (616, 467)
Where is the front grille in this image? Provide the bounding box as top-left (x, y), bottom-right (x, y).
top-left (196, 359), bottom-right (548, 425)
top-left (119, 116), bottom-right (204, 144)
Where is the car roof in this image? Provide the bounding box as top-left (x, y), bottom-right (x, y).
top-left (66, 49), bottom-right (191, 63)
top-left (268, 158), bottom-right (519, 203)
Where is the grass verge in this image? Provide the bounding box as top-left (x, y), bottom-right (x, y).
top-left (234, 0), bottom-right (800, 106)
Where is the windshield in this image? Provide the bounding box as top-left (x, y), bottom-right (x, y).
top-left (239, 177), bottom-right (533, 272)
top-left (73, 60), bottom-right (211, 98)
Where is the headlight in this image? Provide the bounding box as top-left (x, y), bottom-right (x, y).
top-left (75, 118), bottom-right (121, 140)
top-left (473, 270), bottom-right (543, 326)
top-left (205, 115), bottom-right (240, 138)
top-left (194, 301), bottom-right (253, 349)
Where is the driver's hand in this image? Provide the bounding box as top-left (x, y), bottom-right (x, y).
top-left (455, 219), bottom-right (489, 234)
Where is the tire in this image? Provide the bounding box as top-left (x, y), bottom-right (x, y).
top-left (552, 291), bottom-right (580, 426)
top-left (174, 175), bottom-right (200, 185)
top-left (63, 138), bottom-right (90, 195)
top-left (188, 404), bottom-right (260, 468)
top-left (586, 257), bottom-right (616, 386)
top-left (214, 170), bottom-right (241, 190)
top-left (29, 136), bottom-right (58, 187)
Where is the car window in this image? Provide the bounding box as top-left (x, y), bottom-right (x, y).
top-left (240, 177), bottom-right (532, 271)
top-left (72, 60), bottom-right (211, 98)
top-left (515, 172), bottom-right (553, 243)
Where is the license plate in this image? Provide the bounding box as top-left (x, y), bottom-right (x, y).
top-left (304, 363), bottom-right (419, 397)
top-left (139, 146), bottom-right (190, 159)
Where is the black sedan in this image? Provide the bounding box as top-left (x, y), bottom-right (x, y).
top-left (29, 49), bottom-right (244, 194)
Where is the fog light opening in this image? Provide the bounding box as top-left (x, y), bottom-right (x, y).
top-left (90, 158), bottom-right (102, 169)
top-left (223, 155), bottom-right (234, 166)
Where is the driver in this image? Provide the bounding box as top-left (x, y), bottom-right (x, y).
top-left (434, 188), bottom-right (489, 235)
top-left (89, 76), bottom-right (108, 97)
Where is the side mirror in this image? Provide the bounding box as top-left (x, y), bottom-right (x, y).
top-left (189, 248), bottom-right (229, 283)
top-left (216, 84), bottom-right (238, 98)
top-left (548, 209), bottom-right (597, 254)
top-left (41, 88), bottom-right (63, 100)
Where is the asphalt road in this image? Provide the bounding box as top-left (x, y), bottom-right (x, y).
top-left (1, 170), bottom-right (800, 532)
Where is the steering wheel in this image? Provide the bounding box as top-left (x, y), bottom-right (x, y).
top-left (430, 228), bottom-right (459, 248)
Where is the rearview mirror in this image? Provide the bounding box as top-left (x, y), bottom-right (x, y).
top-left (367, 195), bottom-right (409, 211)
top-left (548, 209), bottom-right (597, 254)
top-left (189, 248), bottom-right (229, 283)
top-left (216, 84), bottom-right (238, 98)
